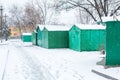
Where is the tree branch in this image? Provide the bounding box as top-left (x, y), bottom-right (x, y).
top-left (110, 6), bottom-right (120, 16)
top-left (67, 0), bottom-right (97, 22)
top-left (35, 0), bottom-right (45, 24)
top-left (103, 0), bottom-right (108, 16)
top-left (87, 0), bottom-right (95, 8)
top-left (93, 0), bottom-right (102, 21)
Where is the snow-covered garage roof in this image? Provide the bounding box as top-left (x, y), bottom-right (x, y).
top-left (75, 24), bottom-right (106, 30)
top-left (43, 25), bottom-right (71, 31)
top-left (102, 16), bottom-right (120, 22)
top-left (22, 33), bottom-right (32, 35)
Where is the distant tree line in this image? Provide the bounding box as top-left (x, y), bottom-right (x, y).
top-left (8, 0), bottom-right (120, 33)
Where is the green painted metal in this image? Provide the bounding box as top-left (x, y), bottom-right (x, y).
top-left (81, 30), bottom-right (92, 51)
top-left (42, 27), bottom-right (69, 48)
top-left (32, 31), bottom-right (37, 45)
top-left (36, 26), bottom-right (43, 46)
top-left (106, 21), bottom-right (120, 65)
top-left (22, 34), bottom-right (32, 42)
top-left (42, 28), bottom-right (49, 48)
top-left (69, 25), bottom-right (105, 51)
top-left (81, 30), bottom-right (105, 51)
top-left (48, 31), bottom-right (69, 48)
top-left (69, 25), bottom-right (81, 51)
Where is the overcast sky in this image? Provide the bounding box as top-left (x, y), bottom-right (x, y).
top-left (0, 0), bottom-right (28, 13)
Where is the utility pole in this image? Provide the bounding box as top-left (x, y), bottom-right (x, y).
top-left (0, 6), bottom-right (3, 42)
top-left (4, 14), bottom-right (9, 41)
top-left (4, 14), bottom-right (7, 24)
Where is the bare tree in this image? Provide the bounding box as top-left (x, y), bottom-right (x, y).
top-left (75, 6), bottom-right (92, 24)
top-left (23, 2), bottom-right (43, 30)
top-left (23, 0), bottom-right (56, 29)
top-left (9, 0), bottom-right (77, 33)
top-left (8, 1), bottom-right (45, 33)
top-left (34, 0), bottom-right (58, 24)
top-left (55, 0), bottom-right (120, 23)
top-left (34, 0), bottom-right (50, 24)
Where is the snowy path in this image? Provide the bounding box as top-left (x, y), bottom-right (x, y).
top-left (23, 47), bottom-right (107, 80)
top-left (6, 40), bottom-right (107, 80)
top-left (0, 43), bottom-right (9, 80)
top-left (0, 39), bottom-right (120, 80)
top-left (3, 40), bottom-right (55, 80)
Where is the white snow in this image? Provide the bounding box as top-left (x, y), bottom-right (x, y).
top-left (75, 24), bottom-right (106, 30)
top-left (22, 33), bottom-right (32, 35)
top-left (36, 24), bottom-right (71, 31)
top-left (43, 25), bottom-right (71, 31)
top-left (102, 16), bottom-right (120, 22)
top-left (0, 39), bottom-right (120, 80)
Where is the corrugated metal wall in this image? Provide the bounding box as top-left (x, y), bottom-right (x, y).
top-left (32, 31), bottom-right (37, 45)
top-left (69, 26), bottom-right (81, 51)
top-left (81, 30), bottom-right (105, 51)
top-left (106, 21), bottom-right (120, 65)
top-left (99, 30), bottom-right (106, 50)
top-left (81, 30), bottom-right (92, 51)
top-left (22, 35), bottom-right (32, 42)
top-left (69, 25), bottom-right (105, 52)
top-left (42, 28), bottom-right (69, 48)
top-left (48, 31), bottom-right (69, 48)
top-left (36, 27), bottom-right (42, 46)
top-left (42, 28), bottom-right (49, 48)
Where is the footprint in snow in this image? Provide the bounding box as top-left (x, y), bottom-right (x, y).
top-left (73, 71), bottom-right (85, 80)
top-left (56, 70), bottom-right (60, 78)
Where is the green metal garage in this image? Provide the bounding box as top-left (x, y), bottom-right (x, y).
top-left (22, 33), bottom-right (32, 42)
top-left (69, 24), bottom-right (106, 51)
top-left (106, 21), bottom-right (120, 65)
top-left (42, 25), bottom-right (70, 48)
top-left (32, 31), bottom-right (37, 45)
top-left (36, 25), bottom-right (44, 46)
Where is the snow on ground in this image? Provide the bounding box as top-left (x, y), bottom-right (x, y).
top-left (0, 41), bottom-right (9, 80)
top-left (0, 39), bottom-right (120, 80)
